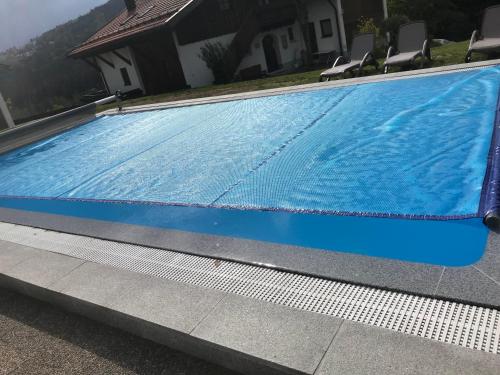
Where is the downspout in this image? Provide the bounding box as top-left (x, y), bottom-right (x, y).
top-left (334, 0), bottom-right (348, 54)
top-left (325, 0), bottom-right (344, 55)
top-left (382, 0), bottom-right (390, 43)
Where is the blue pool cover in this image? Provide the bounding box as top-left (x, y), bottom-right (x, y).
top-left (1, 67), bottom-right (500, 266)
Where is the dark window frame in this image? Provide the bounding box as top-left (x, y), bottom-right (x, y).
top-left (287, 27), bottom-right (295, 41)
top-left (120, 67), bottom-right (132, 86)
top-left (320, 19), bottom-right (333, 38)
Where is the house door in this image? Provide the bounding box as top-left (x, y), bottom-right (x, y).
top-left (263, 35), bottom-right (279, 73)
top-left (308, 22), bottom-right (319, 54)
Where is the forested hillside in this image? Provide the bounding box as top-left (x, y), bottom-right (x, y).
top-left (0, 0), bottom-right (123, 120)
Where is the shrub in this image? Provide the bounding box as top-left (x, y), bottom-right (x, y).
top-left (357, 17), bottom-right (380, 37)
top-left (357, 17), bottom-right (386, 58)
top-left (199, 42), bottom-right (229, 84)
top-left (386, 0), bottom-right (476, 40)
top-left (381, 15), bottom-right (410, 45)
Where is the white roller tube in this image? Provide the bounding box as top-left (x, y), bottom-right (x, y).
top-left (0, 92), bottom-right (14, 130)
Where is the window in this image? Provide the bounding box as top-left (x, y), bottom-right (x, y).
top-left (287, 27), bottom-right (295, 41)
top-left (218, 0), bottom-right (231, 11)
top-left (320, 19), bottom-right (333, 38)
top-left (120, 67), bottom-right (131, 86)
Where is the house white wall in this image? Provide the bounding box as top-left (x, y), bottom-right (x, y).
top-left (238, 21), bottom-right (305, 74)
top-left (237, 0), bottom-right (341, 75)
top-left (238, 0), bottom-right (341, 75)
top-left (172, 0), bottom-right (343, 88)
top-left (307, 0), bottom-right (341, 54)
top-left (174, 32), bottom-right (236, 88)
top-left (96, 47), bottom-right (144, 94)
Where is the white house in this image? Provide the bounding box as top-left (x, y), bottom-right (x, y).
top-left (70, 0), bottom-right (387, 95)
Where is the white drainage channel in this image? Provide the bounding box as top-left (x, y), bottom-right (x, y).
top-left (0, 221), bottom-right (499, 355)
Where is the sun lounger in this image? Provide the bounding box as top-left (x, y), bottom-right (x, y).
top-left (465, 5), bottom-right (500, 62)
top-left (384, 21), bottom-right (430, 73)
top-left (320, 33), bottom-right (378, 81)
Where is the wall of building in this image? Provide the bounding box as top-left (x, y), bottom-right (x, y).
top-left (130, 31), bottom-right (186, 94)
top-left (238, 21), bottom-right (305, 74)
top-left (238, 0), bottom-right (341, 75)
top-left (173, 0), bottom-right (342, 88)
top-left (175, 23), bottom-right (305, 88)
top-left (174, 32), bottom-right (236, 88)
top-left (175, 0), bottom-right (248, 46)
top-left (307, 0), bottom-right (341, 54)
top-left (97, 47), bottom-right (144, 94)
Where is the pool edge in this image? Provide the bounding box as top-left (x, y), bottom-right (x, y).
top-left (1, 206), bottom-right (500, 310)
top-left (98, 59), bottom-right (500, 116)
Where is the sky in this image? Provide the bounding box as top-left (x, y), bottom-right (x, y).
top-left (0, 0), bottom-right (109, 52)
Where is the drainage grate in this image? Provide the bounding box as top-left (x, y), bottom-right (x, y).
top-left (0, 222), bottom-right (499, 355)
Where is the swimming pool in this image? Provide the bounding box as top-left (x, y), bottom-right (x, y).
top-left (1, 66), bottom-right (500, 266)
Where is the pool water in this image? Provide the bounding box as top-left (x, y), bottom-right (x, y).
top-left (3, 67), bottom-right (500, 217)
top-left (1, 67), bottom-right (499, 266)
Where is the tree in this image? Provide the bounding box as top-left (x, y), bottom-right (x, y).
top-left (0, 0), bottom-right (123, 120)
top-left (386, 0), bottom-right (494, 41)
top-left (199, 42), bottom-right (230, 84)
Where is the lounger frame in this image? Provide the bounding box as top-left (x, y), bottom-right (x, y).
top-left (319, 33), bottom-right (379, 82)
top-left (465, 5), bottom-right (500, 63)
top-left (383, 21), bottom-right (430, 74)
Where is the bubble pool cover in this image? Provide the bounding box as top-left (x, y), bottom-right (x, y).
top-left (1, 67), bottom-right (500, 266)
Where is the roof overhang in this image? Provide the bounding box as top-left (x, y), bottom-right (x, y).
top-left (69, 0), bottom-right (204, 59)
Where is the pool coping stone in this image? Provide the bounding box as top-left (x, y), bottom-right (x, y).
top-left (315, 320), bottom-right (500, 375)
top-left (1, 242), bottom-right (500, 375)
top-left (0, 209), bottom-right (499, 309)
top-left (99, 58), bottom-right (500, 115)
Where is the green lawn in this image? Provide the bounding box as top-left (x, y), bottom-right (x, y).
top-left (100, 40), bottom-right (486, 111)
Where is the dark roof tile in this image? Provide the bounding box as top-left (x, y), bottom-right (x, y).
top-left (70, 0), bottom-right (192, 56)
